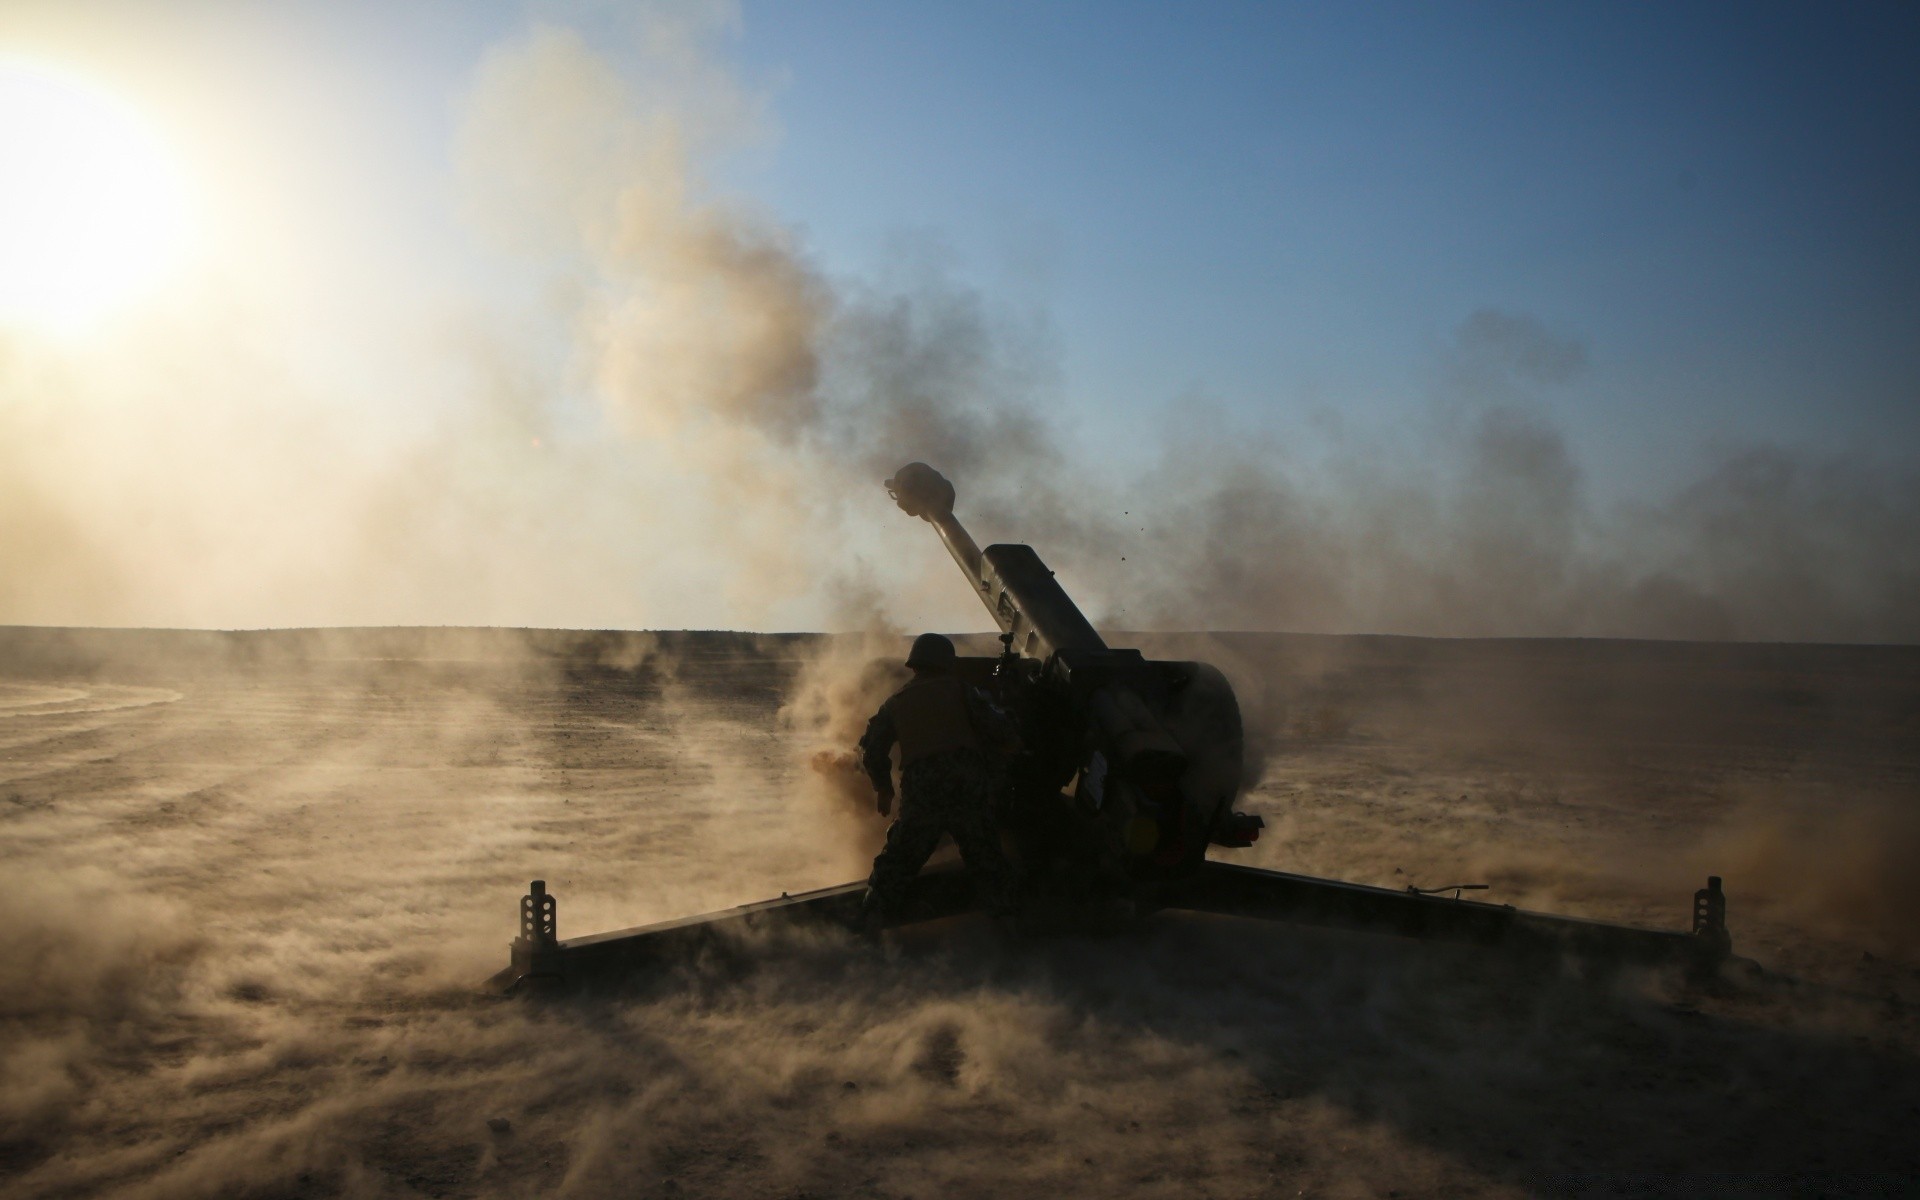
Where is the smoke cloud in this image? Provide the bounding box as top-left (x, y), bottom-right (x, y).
top-left (2, 10), bottom-right (1916, 642)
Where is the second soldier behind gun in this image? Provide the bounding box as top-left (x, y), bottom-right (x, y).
top-left (857, 632), bottom-right (1019, 931)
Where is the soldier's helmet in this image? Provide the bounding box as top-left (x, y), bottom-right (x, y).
top-left (905, 632), bottom-right (957, 670)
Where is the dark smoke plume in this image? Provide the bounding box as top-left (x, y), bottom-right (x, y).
top-left (451, 22), bottom-right (1920, 646)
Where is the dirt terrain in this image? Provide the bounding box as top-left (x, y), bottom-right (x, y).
top-left (1, 626), bottom-right (1916, 1199)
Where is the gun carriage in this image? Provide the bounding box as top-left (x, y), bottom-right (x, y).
top-left (491, 463), bottom-right (1738, 991)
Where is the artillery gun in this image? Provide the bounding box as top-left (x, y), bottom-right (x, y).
top-left (491, 463), bottom-right (1738, 991)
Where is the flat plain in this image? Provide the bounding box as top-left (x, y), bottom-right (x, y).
top-left (1, 626), bottom-right (1916, 1199)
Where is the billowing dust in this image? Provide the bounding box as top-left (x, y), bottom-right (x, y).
top-left (2, 626), bottom-right (1916, 1199)
top-left (777, 626), bottom-right (910, 864)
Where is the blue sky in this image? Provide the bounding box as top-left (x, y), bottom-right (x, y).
top-left (725, 1), bottom-right (1919, 490)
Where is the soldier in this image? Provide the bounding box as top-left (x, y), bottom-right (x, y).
top-left (858, 632), bottom-right (1018, 929)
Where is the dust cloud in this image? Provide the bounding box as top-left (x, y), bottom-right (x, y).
top-left (1696, 796), bottom-right (1920, 957)
top-left (3, 629), bottom-right (1918, 1198)
top-left (775, 626), bottom-right (910, 867)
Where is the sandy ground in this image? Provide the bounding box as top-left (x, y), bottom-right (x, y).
top-left (0, 626), bottom-right (1916, 1199)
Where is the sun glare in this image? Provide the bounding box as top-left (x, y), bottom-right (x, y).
top-left (0, 61), bottom-right (194, 334)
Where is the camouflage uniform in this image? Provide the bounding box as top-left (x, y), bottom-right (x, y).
top-left (859, 673), bottom-right (1016, 919)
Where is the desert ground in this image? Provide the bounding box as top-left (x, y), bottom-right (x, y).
top-left (1, 625), bottom-right (1916, 1199)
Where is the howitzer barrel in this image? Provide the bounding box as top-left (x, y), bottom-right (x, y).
top-left (886, 462), bottom-right (1105, 661)
top-left (884, 462), bottom-right (986, 592)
